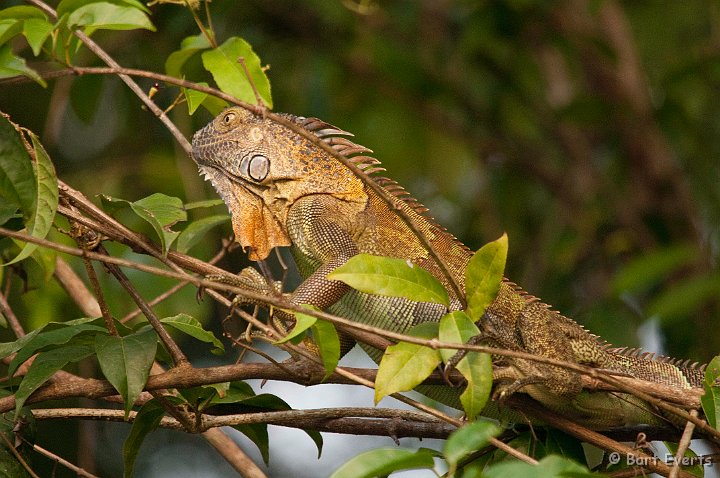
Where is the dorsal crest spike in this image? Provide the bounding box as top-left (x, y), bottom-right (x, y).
top-left (603, 345), bottom-right (708, 376)
top-left (293, 114), bottom-right (471, 253)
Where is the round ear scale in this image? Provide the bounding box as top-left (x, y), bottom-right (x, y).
top-left (248, 154), bottom-right (270, 182)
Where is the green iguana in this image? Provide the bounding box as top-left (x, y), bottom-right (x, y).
top-left (191, 106), bottom-right (705, 430)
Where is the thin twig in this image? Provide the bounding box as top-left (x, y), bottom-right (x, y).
top-left (237, 57), bottom-right (266, 107)
top-left (511, 397), bottom-right (695, 478)
top-left (30, 441), bottom-right (99, 478)
top-left (97, 245), bottom-right (188, 366)
top-left (58, 183), bottom-right (185, 273)
top-left (119, 281), bottom-right (188, 323)
top-left (120, 242), bottom-right (227, 323)
top-left (185, 0), bottom-right (216, 48)
top-left (202, 428), bottom-right (267, 478)
top-left (668, 410), bottom-right (699, 478)
top-left (0, 432), bottom-right (40, 478)
top-left (0, 293), bottom-right (25, 338)
top-left (150, 391), bottom-right (196, 432)
top-left (31, 406), bottom-right (448, 431)
top-left (81, 257), bottom-right (118, 335)
top-left (53, 257), bottom-right (102, 317)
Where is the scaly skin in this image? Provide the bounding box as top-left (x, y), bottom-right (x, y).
top-left (191, 106), bottom-right (704, 430)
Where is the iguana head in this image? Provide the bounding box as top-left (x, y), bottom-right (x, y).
top-left (191, 106), bottom-right (367, 260)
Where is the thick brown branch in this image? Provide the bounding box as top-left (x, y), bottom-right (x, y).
top-left (506, 396), bottom-right (696, 478)
top-left (32, 407), bottom-right (454, 440)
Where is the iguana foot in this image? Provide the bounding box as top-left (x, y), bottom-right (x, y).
top-left (491, 363), bottom-right (582, 404)
top-left (206, 266), bottom-right (283, 303)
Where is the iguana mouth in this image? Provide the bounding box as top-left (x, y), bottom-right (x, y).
top-left (198, 162), bottom-right (256, 190)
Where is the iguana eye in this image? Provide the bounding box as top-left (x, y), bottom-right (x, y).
top-left (222, 112), bottom-right (236, 124)
top-left (248, 154), bottom-right (269, 182)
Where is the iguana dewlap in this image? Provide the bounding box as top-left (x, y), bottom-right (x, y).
top-left (191, 106), bottom-right (705, 430)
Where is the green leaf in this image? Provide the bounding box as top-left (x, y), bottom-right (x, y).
top-left (330, 448), bottom-right (437, 478)
top-left (438, 310), bottom-right (480, 364)
top-left (0, 197), bottom-right (18, 226)
top-left (15, 345), bottom-right (95, 413)
top-left (306, 429), bottom-right (324, 459)
top-left (95, 329), bottom-right (158, 417)
top-left (8, 319), bottom-right (106, 375)
top-left (457, 353), bottom-right (492, 420)
top-left (65, 1), bottom-right (156, 33)
top-left (122, 399), bottom-right (165, 478)
top-left (701, 355), bottom-right (720, 429)
top-left (465, 233), bottom-right (508, 321)
top-left (0, 19), bottom-right (22, 47)
top-left (181, 382), bottom-right (230, 407)
top-left (664, 442), bottom-right (705, 478)
top-left (0, 6), bottom-right (47, 20)
top-left (0, 330), bottom-right (40, 361)
top-left (199, 94), bottom-right (229, 116)
top-left (482, 455), bottom-right (597, 478)
top-left (184, 86), bottom-right (208, 115)
top-left (438, 311), bottom-right (492, 419)
top-left (201, 36), bottom-right (273, 108)
top-left (165, 33), bottom-right (211, 78)
top-left (210, 383), bottom-right (324, 460)
top-left (312, 319), bottom-right (340, 379)
top-left (0, 45), bottom-right (47, 88)
top-left (183, 198), bottom-right (225, 210)
top-left (236, 393), bottom-right (293, 410)
top-left (178, 385), bottom-right (216, 408)
top-left (274, 307), bottom-right (316, 344)
top-left (444, 421), bottom-right (501, 470)
top-left (542, 429), bottom-right (588, 463)
top-left (209, 381), bottom-right (255, 404)
top-left (328, 254), bottom-right (450, 306)
top-left (101, 193), bottom-right (187, 255)
top-left (5, 131), bottom-right (58, 265)
top-left (160, 313), bottom-right (224, 355)
top-left (234, 423), bottom-right (270, 464)
top-left (374, 322), bottom-right (441, 404)
top-left (0, 318), bottom-right (105, 363)
top-left (131, 193), bottom-right (187, 254)
top-left (23, 18), bottom-right (54, 56)
top-left (0, 113), bottom-right (35, 223)
top-left (57, 0), bottom-right (150, 17)
top-left (176, 214), bottom-right (229, 253)
top-left (0, 117), bottom-right (57, 267)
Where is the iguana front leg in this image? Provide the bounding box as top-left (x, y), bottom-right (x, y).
top-left (279, 195), bottom-right (363, 353)
top-left (516, 302), bottom-right (582, 397)
top-left (483, 300), bottom-right (582, 406)
top-left (214, 194), bottom-right (360, 353)
top-left (283, 196), bottom-right (359, 312)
